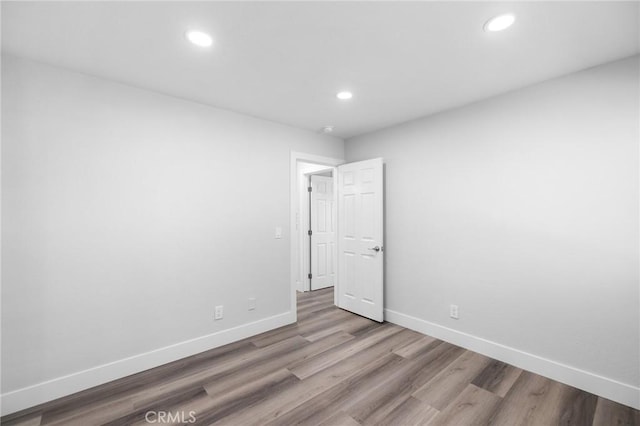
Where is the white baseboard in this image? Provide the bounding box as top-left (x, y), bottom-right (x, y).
top-left (1, 311), bottom-right (295, 416)
top-left (384, 309), bottom-right (640, 410)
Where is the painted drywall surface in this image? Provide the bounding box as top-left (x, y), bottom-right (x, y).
top-left (346, 56), bottom-right (639, 388)
top-left (1, 55), bottom-right (343, 393)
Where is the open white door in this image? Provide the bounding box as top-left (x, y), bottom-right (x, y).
top-left (337, 158), bottom-right (384, 322)
top-left (310, 175), bottom-right (335, 290)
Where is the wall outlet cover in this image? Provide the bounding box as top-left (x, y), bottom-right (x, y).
top-left (214, 305), bottom-right (224, 320)
top-left (450, 304), bottom-right (459, 320)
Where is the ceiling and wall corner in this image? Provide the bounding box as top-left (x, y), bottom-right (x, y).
top-left (1, 1), bottom-right (638, 138)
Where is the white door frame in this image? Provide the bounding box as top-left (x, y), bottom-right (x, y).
top-left (290, 151), bottom-right (342, 321)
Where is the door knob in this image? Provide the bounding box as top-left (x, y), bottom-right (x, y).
top-left (368, 246), bottom-right (381, 252)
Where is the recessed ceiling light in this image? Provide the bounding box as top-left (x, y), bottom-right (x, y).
top-left (321, 125), bottom-right (334, 134)
top-left (186, 30), bottom-right (213, 47)
top-left (484, 14), bottom-right (516, 32)
top-left (336, 91), bottom-right (353, 100)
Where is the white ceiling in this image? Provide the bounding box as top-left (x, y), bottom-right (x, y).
top-left (2, 1), bottom-right (638, 139)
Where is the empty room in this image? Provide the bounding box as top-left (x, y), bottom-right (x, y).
top-left (1, 1), bottom-right (639, 425)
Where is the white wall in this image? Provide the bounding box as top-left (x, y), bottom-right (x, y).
top-left (346, 56), bottom-right (639, 407)
top-left (1, 55), bottom-right (343, 412)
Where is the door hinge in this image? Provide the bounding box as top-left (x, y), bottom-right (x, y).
top-left (308, 186), bottom-right (312, 192)
top-left (308, 273), bottom-right (312, 279)
top-left (308, 230), bottom-right (312, 236)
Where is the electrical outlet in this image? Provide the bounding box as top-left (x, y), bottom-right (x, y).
top-left (214, 305), bottom-right (224, 320)
top-left (450, 304), bottom-right (459, 320)
top-left (275, 227), bottom-right (282, 239)
top-left (248, 298), bottom-right (256, 311)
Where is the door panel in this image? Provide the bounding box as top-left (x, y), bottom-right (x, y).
top-left (337, 158), bottom-right (384, 322)
top-left (344, 194), bottom-right (356, 238)
top-left (310, 175), bottom-right (335, 290)
top-left (317, 243), bottom-right (327, 276)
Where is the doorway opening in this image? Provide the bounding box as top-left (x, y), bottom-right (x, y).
top-left (290, 152), bottom-right (385, 323)
top-left (290, 152), bottom-right (342, 320)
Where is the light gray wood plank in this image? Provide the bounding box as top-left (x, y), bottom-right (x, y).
top-left (412, 350), bottom-right (492, 411)
top-left (131, 335), bottom-right (308, 407)
top-left (348, 342), bottom-right (466, 424)
top-left (203, 331), bottom-right (354, 400)
top-left (215, 353), bottom-right (405, 426)
top-left (393, 335), bottom-right (439, 359)
top-left (0, 415), bottom-right (43, 426)
top-left (183, 370), bottom-right (300, 425)
top-left (275, 339), bottom-right (462, 426)
top-left (593, 397), bottom-right (640, 426)
top-left (471, 359), bottom-right (523, 398)
top-left (377, 397), bottom-right (439, 426)
top-left (288, 324), bottom-right (405, 379)
top-left (303, 314), bottom-right (374, 342)
top-left (487, 371), bottom-right (589, 426)
top-left (239, 329), bottom-right (424, 426)
top-left (251, 308), bottom-right (348, 347)
top-left (431, 384), bottom-right (502, 426)
top-left (317, 411), bottom-right (361, 426)
top-left (44, 398), bottom-right (134, 426)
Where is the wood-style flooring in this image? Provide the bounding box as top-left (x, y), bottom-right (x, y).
top-left (2, 287), bottom-right (639, 425)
